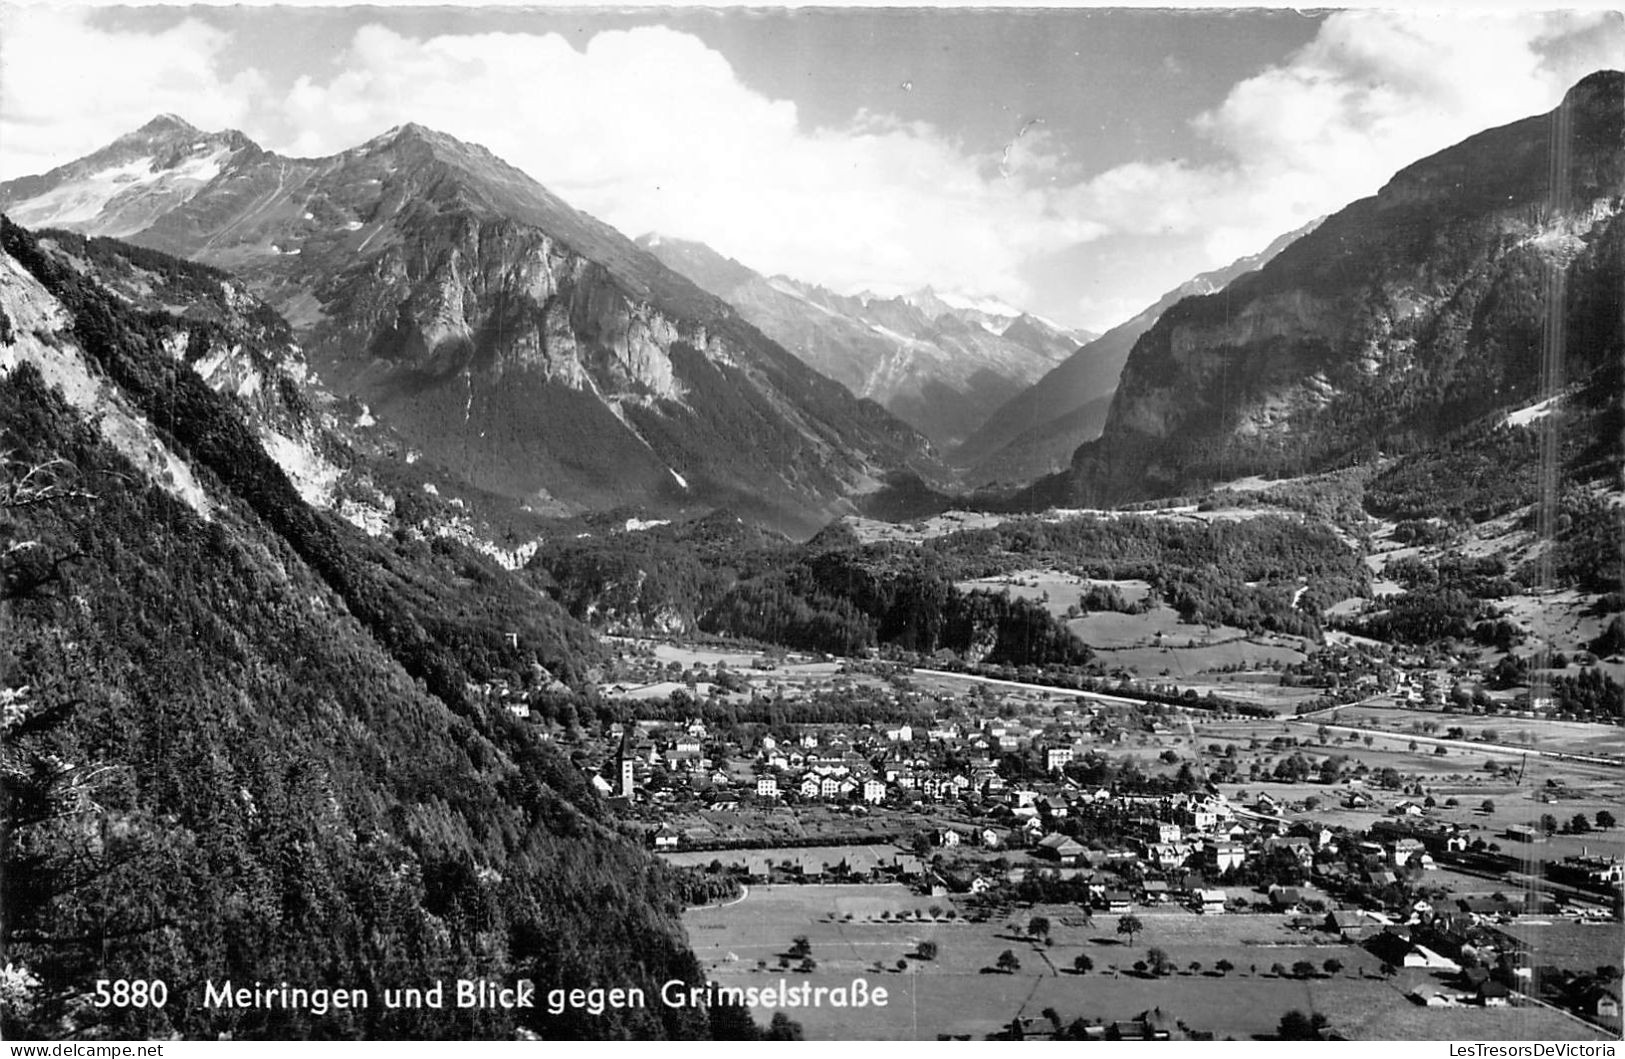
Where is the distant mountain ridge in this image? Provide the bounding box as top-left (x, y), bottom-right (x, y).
top-left (637, 233), bottom-right (1090, 447)
top-left (1, 120), bottom-right (945, 536)
top-left (953, 220), bottom-right (1321, 487)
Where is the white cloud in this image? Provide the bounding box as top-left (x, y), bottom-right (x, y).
top-left (259, 24), bottom-right (1109, 306)
top-left (0, 8), bottom-right (264, 178)
top-left (2, 9), bottom-right (1618, 333)
top-left (1070, 10), bottom-right (1624, 268)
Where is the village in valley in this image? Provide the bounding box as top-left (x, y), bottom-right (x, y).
top-left (475, 615), bottom-right (1624, 1042)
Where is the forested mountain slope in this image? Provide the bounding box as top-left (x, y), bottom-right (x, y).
top-left (0, 218), bottom-right (727, 1040)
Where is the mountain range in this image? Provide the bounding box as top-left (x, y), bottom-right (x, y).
top-left (1024, 69), bottom-right (1623, 508)
top-left (3, 65), bottom-right (1622, 1045)
top-left (0, 117), bottom-right (944, 536)
top-left (952, 220), bottom-right (1320, 487)
top-left (637, 233), bottom-right (1089, 447)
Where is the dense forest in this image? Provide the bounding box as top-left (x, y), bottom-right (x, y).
top-left (0, 219), bottom-right (740, 1040)
top-left (530, 506), bottom-right (1369, 661)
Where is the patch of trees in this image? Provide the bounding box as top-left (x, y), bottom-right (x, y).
top-left (1551, 668), bottom-right (1624, 722)
top-left (1352, 586), bottom-right (1494, 645)
top-left (1365, 426), bottom-right (1541, 524)
top-left (703, 551), bottom-right (1090, 668)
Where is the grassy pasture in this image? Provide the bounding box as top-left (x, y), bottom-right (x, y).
top-left (1306, 704), bottom-right (1625, 758)
top-left (681, 887), bottom-right (1604, 1039)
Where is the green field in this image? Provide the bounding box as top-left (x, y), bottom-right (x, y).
top-left (678, 885), bottom-right (1606, 1040)
top-left (954, 570), bottom-right (1152, 622)
top-left (1306, 705), bottom-right (1625, 759)
top-left (1065, 609), bottom-right (1311, 677)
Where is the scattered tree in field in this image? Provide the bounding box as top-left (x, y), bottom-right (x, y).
top-left (928, 904), bottom-right (943, 919)
top-left (765, 1012), bottom-right (805, 1040)
top-left (1188, 961), bottom-right (1202, 975)
top-left (789, 935), bottom-right (811, 958)
top-left (1073, 954), bottom-right (1094, 975)
top-left (799, 957), bottom-right (817, 973)
top-left (1117, 914), bottom-right (1144, 946)
top-left (996, 950), bottom-right (1021, 974)
top-left (1599, 810), bottom-right (1617, 829)
top-left (1027, 915), bottom-right (1051, 942)
top-left (1323, 958), bottom-right (1343, 976)
top-left (895, 958), bottom-right (907, 972)
top-left (916, 940), bottom-right (939, 961)
top-left (1278, 1010), bottom-right (1328, 1040)
top-left (1292, 960), bottom-right (1317, 979)
top-left (1481, 799), bottom-right (1496, 814)
top-left (1271, 963), bottom-right (1288, 977)
top-left (1215, 959), bottom-right (1235, 976)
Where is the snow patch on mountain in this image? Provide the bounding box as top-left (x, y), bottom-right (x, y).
top-left (6, 145), bottom-right (234, 238)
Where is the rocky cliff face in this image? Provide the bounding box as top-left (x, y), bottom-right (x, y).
top-left (2, 124), bottom-right (942, 536)
top-left (1043, 70), bottom-right (1624, 507)
top-left (955, 221), bottom-right (1318, 488)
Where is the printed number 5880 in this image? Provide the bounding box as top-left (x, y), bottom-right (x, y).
top-left (92, 979), bottom-right (168, 1008)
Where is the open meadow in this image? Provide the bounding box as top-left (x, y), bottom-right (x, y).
top-left (678, 884), bottom-right (1609, 1040)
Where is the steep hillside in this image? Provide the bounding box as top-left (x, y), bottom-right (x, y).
top-left (955, 221), bottom-right (1318, 487)
top-left (1040, 70), bottom-right (1624, 507)
top-left (0, 218), bottom-right (717, 1040)
top-left (2, 123), bottom-right (944, 536)
top-left (638, 235), bottom-right (1078, 446)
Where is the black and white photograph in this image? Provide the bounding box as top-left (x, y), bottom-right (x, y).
top-left (0, 1), bottom-right (1621, 1045)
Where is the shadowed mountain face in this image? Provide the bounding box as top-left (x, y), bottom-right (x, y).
top-left (954, 221), bottom-right (1319, 488)
top-left (638, 234), bottom-right (1088, 448)
top-left (1023, 70), bottom-right (1624, 508)
top-left (2, 122), bottom-right (943, 536)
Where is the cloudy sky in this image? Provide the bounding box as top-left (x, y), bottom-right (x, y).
top-left (1, 5), bottom-right (1619, 331)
